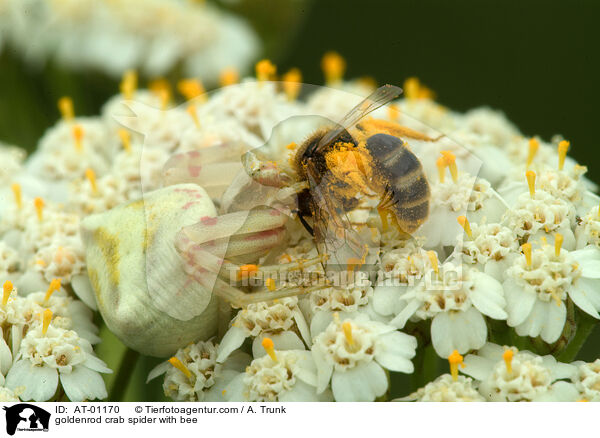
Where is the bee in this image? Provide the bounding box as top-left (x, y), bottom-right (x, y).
top-left (290, 85), bottom-right (432, 266)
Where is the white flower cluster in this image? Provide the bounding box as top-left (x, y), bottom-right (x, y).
top-left (2, 54), bottom-right (599, 402)
top-left (0, 0), bottom-right (258, 80)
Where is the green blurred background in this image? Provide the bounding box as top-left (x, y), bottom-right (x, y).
top-left (1, 0), bottom-right (598, 400)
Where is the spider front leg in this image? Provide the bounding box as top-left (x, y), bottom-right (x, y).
top-left (175, 205), bottom-right (328, 308)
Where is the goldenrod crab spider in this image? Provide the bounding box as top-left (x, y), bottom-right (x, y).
top-left (82, 140), bottom-right (325, 357)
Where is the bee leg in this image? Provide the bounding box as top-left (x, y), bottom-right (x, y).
top-left (293, 210), bottom-right (314, 236)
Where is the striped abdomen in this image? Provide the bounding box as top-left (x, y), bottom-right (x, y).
top-left (365, 133), bottom-right (430, 233)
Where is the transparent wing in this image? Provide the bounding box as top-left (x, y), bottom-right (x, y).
top-left (317, 84), bottom-right (402, 151)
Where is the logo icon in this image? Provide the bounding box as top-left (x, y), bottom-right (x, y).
top-left (3, 404), bottom-right (50, 435)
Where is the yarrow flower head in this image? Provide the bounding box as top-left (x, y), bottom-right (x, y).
top-left (312, 314), bottom-right (417, 401)
top-left (397, 374), bottom-right (485, 402)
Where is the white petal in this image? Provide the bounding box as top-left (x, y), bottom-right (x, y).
top-left (292, 309), bottom-right (312, 345)
top-left (569, 279), bottom-right (600, 318)
top-left (372, 285), bottom-right (401, 316)
top-left (278, 380), bottom-right (320, 402)
top-left (431, 307), bottom-right (487, 357)
top-left (60, 366), bottom-right (108, 401)
top-left (469, 271), bottom-right (507, 320)
top-left (331, 361), bottom-right (387, 402)
top-left (462, 354), bottom-right (495, 380)
top-left (71, 274), bottom-right (98, 310)
top-left (310, 311), bottom-right (334, 339)
top-left (252, 332), bottom-right (304, 358)
top-left (389, 298), bottom-right (421, 329)
top-left (374, 331), bottom-right (416, 373)
top-left (0, 337), bottom-right (13, 376)
top-left (504, 278), bottom-right (536, 327)
top-left (6, 360), bottom-right (59, 401)
top-left (312, 346), bottom-right (333, 394)
top-left (83, 355), bottom-right (112, 374)
top-left (222, 374), bottom-right (247, 401)
top-left (147, 361), bottom-right (170, 383)
top-left (540, 300), bottom-right (567, 343)
top-left (533, 381), bottom-right (580, 402)
top-left (216, 326), bottom-right (247, 363)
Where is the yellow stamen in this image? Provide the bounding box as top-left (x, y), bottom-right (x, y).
top-left (436, 156), bottom-right (446, 183)
top-left (266, 278), bottom-right (276, 291)
top-left (427, 250), bottom-right (439, 274)
top-left (149, 78), bottom-right (171, 109)
top-left (168, 357), bottom-right (192, 379)
top-left (11, 183), bottom-right (22, 209)
top-left (237, 264), bottom-right (259, 280)
top-left (261, 337), bottom-right (277, 362)
top-left (342, 321), bottom-right (354, 346)
top-left (522, 243), bottom-right (532, 268)
top-left (177, 78), bottom-right (206, 102)
top-left (448, 350), bottom-right (465, 381)
top-left (187, 105), bottom-right (200, 128)
top-left (42, 309), bottom-right (52, 335)
top-left (3, 281), bottom-right (13, 306)
top-left (286, 142), bottom-right (297, 150)
top-left (255, 59), bottom-right (276, 82)
top-left (503, 349), bottom-right (514, 374)
top-left (72, 124), bottom-right (84, 152)
top-left (403, 77), bottom-right (422, 100)
top-left (85, 168), bottom-right (98, 194)
top-left (34, 197), bottom-right (44, 222)
top-left (120, 70), bottom-right (137, 100)
top-left (457, 216), bottom-right (472, 239)
top-left (577, 399), bottom-right (589, 402)
top-left (321, 51), bottom-right (345, 85)
top-left (388, 103), bottom-right (400, 122)
top-left (58, 97), bottom-right (74, 121)
top-left (527, 138), bottom-right (539, 167)
top-left (526, 170), bottom-right (536, 197)
top-left (441, 151), bottom-right (458, 182)
top-left (555, 233), bottom-right (563, 257)
top-left (44, 278), bottom-right (61, 302)
top-left (558, 140), bottom-right (569, 171)
top-left (158, 89), bottom-right (170, 111)
top-left (219, 67), bottom-right (239, 87)
top-left (282, 68), bottom-right (302, 100)
top-left (118, 128), bottom-right (131, 153)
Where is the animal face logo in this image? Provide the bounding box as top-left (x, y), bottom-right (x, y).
top-left (3, 404), bottom-right (51, 435)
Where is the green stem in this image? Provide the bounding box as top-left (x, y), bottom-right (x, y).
top-left (558, 312), bottom-right (597, 363)
top-left (108, 348), bottom-right (140, 402)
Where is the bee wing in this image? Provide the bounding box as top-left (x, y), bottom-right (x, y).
top-left (304, 160), bottom-right (375, 271)
top-left (317, 84), bottom-right (402, 151)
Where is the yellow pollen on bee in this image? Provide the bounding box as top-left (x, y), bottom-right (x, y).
top-left (57, 97), bottom-right (74, 121)
top-left (11, 183), bottom-right (22, 209)
top-left (168, 357), bottom-right (192, 379)
top-left (527, 138), bottom-right (539, 168)
top-left (187, 104), bottom-right (200, 129)
top-left (237, 264), bottom-right (259, 280)
top-left (44, 278), bottom-right (61, 303)
top-left (34, 197), bottom-right (44, 222)
top-left (120, 69), bottom-right (137, 100)
top-left (457, 216), bottom-right (472, 239)
top-left (282, 68), bottom-right (302, 100)
top-left (448, 350), bottom-right (465, 381)
top-left (71, 124), bottom-right (84, 152)
top-left (436, 156), bottom-right (446, 183)
top-left (3, 281), bottom-right (13, 306)
top-left (219, 67), bottom-right (239, 87)
top-left (321, 51), bottom-right (346, 85)
top-left (177, 78), bottom-right (206, 102)
top-left (286, 142), bottom-right (297, 150)
top-left (427, 251), bottom-right (439, 274)
top-left (42, 309), bottom-right (52, 335)
top-left (261, 337), bottom-right (278, 362)
top-left (558, 140), bottom-right (570, 171)
top-left (266, 278), bottom-right (276, 291)
top-left (118, 128), bottom-right (131, 153)
top-left (526, 170), bottom-right (536, 197)
top-left (342, 321), bottom-right (354, 346)
top-left (503, 349), bottom-right (514, 374)
top-left (555, 233), bottom-right (564, 257)
top-left (255, 59), bottom-right (276, 82)
top-left (85, 168), bottom-right (98, 194)
top-left (441, 151), bottom-right (458, 182)
top-left (522, 243), bottom-right (532, 268)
